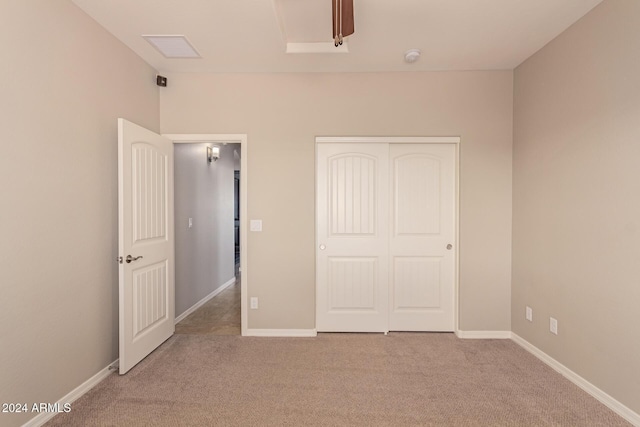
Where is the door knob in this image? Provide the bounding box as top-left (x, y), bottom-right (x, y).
top-left (126, 255), bottom-right (143, 263)
top-left (319, 244), bottom-right (326, 250)
top-left (446, 244), bottom-right (453, 250)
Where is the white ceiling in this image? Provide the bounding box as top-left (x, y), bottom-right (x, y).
top-left (71, 0), bottom-right (603, 73)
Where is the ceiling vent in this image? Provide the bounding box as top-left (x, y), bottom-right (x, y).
top-left (142, 35), bottom-right (201, 58)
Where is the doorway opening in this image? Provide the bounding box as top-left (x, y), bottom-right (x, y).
top-left (165, 134), bottom-right (248, 336)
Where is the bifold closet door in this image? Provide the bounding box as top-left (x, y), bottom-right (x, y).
top-left (316, 143), bottom-right (389, 332)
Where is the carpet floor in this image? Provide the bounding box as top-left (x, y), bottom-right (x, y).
top-left (46, 332), bottom-right (629, 426)
top-left (174, 279), bottom-right (241, 336)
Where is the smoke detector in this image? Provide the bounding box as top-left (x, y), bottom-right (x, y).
top-left (404, 49), bottom-right (421, 64)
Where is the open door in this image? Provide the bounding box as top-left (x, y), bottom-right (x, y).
top-left (118, 118), bottom-right (175, 374)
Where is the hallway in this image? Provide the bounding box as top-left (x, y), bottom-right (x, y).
top-left (175, 276), bottom-right (241, 335)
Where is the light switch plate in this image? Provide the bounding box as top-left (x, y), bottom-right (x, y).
top-left (250, 220), bottom-right (262, 232)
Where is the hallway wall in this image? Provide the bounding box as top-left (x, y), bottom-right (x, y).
top-left (174, 143), bottom-right (238, 317)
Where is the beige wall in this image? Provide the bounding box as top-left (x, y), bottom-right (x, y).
top-left (5, 0), bottom-right (638, 423)
top-left (513, 0), bottom-right (640, 415)
top-left (160, 71), bottom-right (513, 332)
top-left (0, 2), bottom-right (159, 426)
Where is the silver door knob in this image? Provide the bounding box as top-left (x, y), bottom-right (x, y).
top-left (125, 255), bottom-right (143, 263)
top-left (446, 244), bottom-right (453, 250)
top-left (319, 244), bottom-right (326, 250)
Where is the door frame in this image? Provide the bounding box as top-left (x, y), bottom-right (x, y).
top-left (315, 136), bottom-right (461, 334)
top-left (164, 133), bottom-right (249, 336)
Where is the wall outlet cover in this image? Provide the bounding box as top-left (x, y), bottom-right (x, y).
top-left (250, 220), bottom-right (262, 232)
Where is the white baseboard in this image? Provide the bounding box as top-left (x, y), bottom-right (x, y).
top-left (22, 360), bottom-right (117, 427)
top-left (244, 329), bottom-right (317, 337)
top-left (512, 333), bottom-right (640, 426)
top-left (456, 330), bottom-right (512, 339)
top-left (175, 276), bottom-right (236, 324)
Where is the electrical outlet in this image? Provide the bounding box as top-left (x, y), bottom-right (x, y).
top-left (188, 218), bottom-right (193, 229)
top-left (250, 297), bottom-right (258, 309)
top-left (550, 317), bottom-right (558, 335)
top-left (525, 306), bottom-right (533, 322)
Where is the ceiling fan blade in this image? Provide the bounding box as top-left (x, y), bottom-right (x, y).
top-left (341, 0), bottom-right (354, 37)
top-left (332, 0), bottom-right (354, 39)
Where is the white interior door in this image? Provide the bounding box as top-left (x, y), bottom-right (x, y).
top-left (388, 144), bottom-right (455, 331)
top-left (316, 143), bottom-right (389, 332)
top-left (118, 118), bottom-right (175, 374)
top-left (316, 141), bottom-right (456, 333)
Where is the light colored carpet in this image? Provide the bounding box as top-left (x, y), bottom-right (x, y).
top-left (46, 332), bottom-right (629, 426)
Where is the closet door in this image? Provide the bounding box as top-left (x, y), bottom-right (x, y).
top-left (316, 141), bottom-right (456, 333)
top-left (316, 143), bottom-right (389, 332)
top-left (388, 144), bottom-right (456, 331)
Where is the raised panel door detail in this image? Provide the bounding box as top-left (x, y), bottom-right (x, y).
top-left (328, 257), bottom-right (377, 311)
top-left (394, 155), bottom-right (440, 236)
top-left (132, 143), bottom-right (167, 244)
top-left (389, 144), bottom-right (455, 332)
top-left (119, 119), bottom-right (175, 374)
top-left (328, 154), bottom-right (376, 236)
top-left (392, 257), bottom-right (442, 311)
top-left (317, 143), bottom-right (389, 333)
top-left (132, 261), bottom-right (168, 339)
